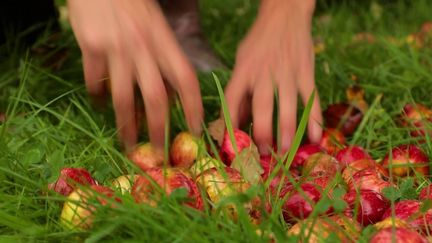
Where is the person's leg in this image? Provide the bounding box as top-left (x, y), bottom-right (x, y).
top-left (159, 0), bottom-right (225, 72)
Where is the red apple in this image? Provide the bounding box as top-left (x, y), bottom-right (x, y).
top-left (220, 129), bottom-right (252, 166)
top-left (170, 132), bottom-right (199, 168)
top-left (291, 144), bottom-right (324, 173)
top-left (48, 168), bottom-right (97, 196)
top-left (382, 144), bottom-right (429, 178)
top-left (342, 159), bottom-right (388, 185)
top-left (344, 189), bottom-right (390, 226)
top-left (374, 217), bottom-right (412, 230)
top-left (132, 168), bottom-right (203, 210)
top-left (370, 228), bottom-right (427, 243)
top-left (324, 103), bottom-right (363, 136)
top-left (302, 153), bottom-right (340, 177)
top-left (381, 200), bottom-right (432, 233)
top-left (127, 143), bottom-right (165, 171)
top-left (335, 145), bottom-right (372, 169)
top-left (400, 103), bottom-right (432, 137)
top-left (319, 128), bottom-right (346, 155)
top-left (60, 185), bottom-right (119, 230)
top-left (419, 184), bottom-right (432, 200)
top-left (348, 168), bottom-right (393, 194)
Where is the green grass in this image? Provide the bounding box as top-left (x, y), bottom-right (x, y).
top-left (1, 0), bottom-right (432, 242)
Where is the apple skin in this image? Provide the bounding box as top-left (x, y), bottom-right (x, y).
top-left (189, 157), bottom-right (224, 178)
top-left (419, 184), bottom-right (432, 200)
top-left (400, 103), bottom-right (432, 137)
top-left (220, 129), bottom-right (252, 166)
top-left (319, 128), bottom-right (346, 155)
top-left (301, 153), bottom-right (340, 177)
top-left (111, 175), bottom-right (138, 194)
top-left (370, 228), bottom-right (428, 243)
top-left (335, 145), bottom-right (372, 169)
top-left (342, 159), bottom-right (388, 185)
top-left (60, 185), bottom-right (119, 230)
top-left (291, 144), bottom-right (324, 173)
top-left (170, 132), bottom-right (199, 168)
top-left (48, 168), bottom-right (97, 196)
top-left (381, 200), bottom-right (432, 233)
top-left (343, 189), bottom-right (390, 226)
top-left (382, 144), bottom-right (429, 178)
top-left (132, 168), bottom-right (203, 210)
top-left (348, 168), bottom-right (393, 194)
top-left (127, 143), bottom-right (165, 171)
top-left (324, 103), bottom-right (363, 136)
top-left (374, 217), bottom-right (412, 230)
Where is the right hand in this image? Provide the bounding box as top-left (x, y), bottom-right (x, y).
top-left (68, 0), bottom-right (203, 150)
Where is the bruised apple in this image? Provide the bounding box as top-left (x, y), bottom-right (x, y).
top-left (400, 103), bottom-right (432, 137)
top-left (335, 145), bottom-right (372, 169)
top-left (301, 153), bottom-right (340, 177)
top-left (370, 228), bottom-right (428, 243)
top-left (348, 169), bottom-right (393, 194)
top-left (60, 185), bottom-right (119, 230)
top-left (291, 144), bottom-right (324, 174)
top-left (189, 157), bottom-right (224, 177)
top-left (319, 128), bottom-right (346, 155)
top-left (374, 217), bottom-right (411, 230)
top-left (343, 189), bottom-right (390, 226)
top-left (48, 168), bottom-right (97, 196)
top-left (170, 132), bottom-right (199, 168)
top-left (127, 143), bottom-right (165, 171)
top-left (382, 144), bottom-right (429, 178)
top-left (111, 175), bottom-right (138, 194)
top-left (381, 200), bottom-right (432, 233)
top-left (324, 103), bottom-right (363, 136)
top-left (131, 168), bottom-right (203, 210)
top-left (220, 129), bottom-right (252, 166)
top-left (342, 159), bottom-right (388, 185)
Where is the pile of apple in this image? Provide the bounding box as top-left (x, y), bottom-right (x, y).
top-left (48, 100), bottom-right (432, 242)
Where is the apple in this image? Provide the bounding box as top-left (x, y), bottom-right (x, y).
top-left (370, 228), bottom-right (427, 243)
top-left (0, 112), bottom-right (5, 123)
top-left (382, 144), bottom-right (429, 178)
top-left (291, 144), bottom-right (324, 174)
top-left (48, 168), bottom-right (97, 196)
top-left (319, 128), bottom-right (346, 155)
top-left (220, 129), bottom-right (252, 166)
top-left (342, 159), bottom-right (388, 185)
top-left (348, 168), bottom-right (393, 194)
top-left (189, 157), bottom-right (224, 177)
top-left (335, 145), bottom-right (372, 169)
top-left (301, 153), bottom-right (340, 177)
top-left (60, 185), bottom-right (119, 230)
top-left (324, 103), bottom-right (363, 136)
top-left (343, 189), bottom-right (390, 226)
top-left (374, 217), bottom-right (412, 230)
top-left (419, 184), bottom-right (432, 200)
top-left (400, 103), bottom-right (432, 137)
top-left (170, 132), bottom-right (199, 168)
top-left (111, 175), bottom-right (138, 194)
top-left (132, 168), bottom-right (203, 210)
top-left (127, 143), bottom-right (165, 171)
top-left (381, 200), bottom-right (432, 233)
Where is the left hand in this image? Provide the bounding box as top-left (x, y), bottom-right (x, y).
top-left (225, 0), bottom-right (323, 155)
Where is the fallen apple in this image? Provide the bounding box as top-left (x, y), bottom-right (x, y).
top-left (419, 184), bottom-right (432, 200)
top-left (170, 132), bottom-right (199, 168)
top-left (344, 189), bottom-right (390, 226)
top-left (382, 144), bottom-right (429, 178)
top-left (319, 128), bottom-right (346, 155)
top-left (48, 168), bottom-right (97, 196)
top-left (335, 145), bottom-right (372, 169)
top-left (370, 228), bottom-right (428, 243)
top-left (348, 168), bottom-right (393, 194)
top-left (111, 175), bottom-right (138, 194)
top-left (324, 103), bottom-right (363, 136)
top-left (60, 185), bottom-right (119, 230)
top-left (342, 159), bottom-right (388, 185)
top-left (381, 200), bottom-right (432, 233)
top-left (189, 157), bottom-right (224, 177)
top-left (301, 153), bottom-right (340, 177)
top-left (132, 167), bottom-right (203, 210)
top-left (127, 143), bottom-right (165, 171)
top-left (291, 144), bottom-right (324, 174)
top-left (374, 217), bottom-right (412, 230)
top-left (220, 129), bottom-right (252, 166)
top-left (400, 103), bottom-right (432, 138)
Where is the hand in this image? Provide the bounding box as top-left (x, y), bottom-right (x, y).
top-left (225, 0), bottom-right (322, 155)
top-left (68, 0), bottom-right (203, 150)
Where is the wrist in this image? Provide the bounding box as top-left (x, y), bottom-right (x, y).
top-left (259, 0), bottom-right (315, 19)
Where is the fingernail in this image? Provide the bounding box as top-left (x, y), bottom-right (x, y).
top-left (280, 137), bottom-right (292, 155)
top-left (310, 123), bottom-right (323, 143)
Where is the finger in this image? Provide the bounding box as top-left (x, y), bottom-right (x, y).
top-left (297, 47), bottom-right (323, 144)
top-left (252, 74), bottom-right (274, 155)
top-left (82, 51), bottom-right (108, 103)
top-left (108, 52), bottom-right (137, 150)
top-left (224, 65), bottom-right (249, 128)
top-left (135, 50), bottom-right (169, 150)
top-left (278, 71), bottom-right (298, 155)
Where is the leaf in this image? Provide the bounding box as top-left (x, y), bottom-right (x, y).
top-left (46, 150), bottom-right (64, 183)
top-left (421, 199), bottom-right (432, 213)
top-left (230, 144), bottom-right (263, 185)
top-left (332, 187), bottom-right (347, 199)
top-left (315, 197), bottom-right (332, 214)
top-left (346, 85), bottom-right (368, 113)
top-left (21, 148), bottom-right (43, 166)
top-left (333, 199), bottom-right (347, 213)
top-left (399, 178), bottom-right (417, 200)
top-left (208, 118), bottom-right (226, 146)
top-left (382, 186), bottom-right (402, 201)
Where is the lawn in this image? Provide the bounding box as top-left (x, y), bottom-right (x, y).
top-left (1, 0), bottom-right (432, 242)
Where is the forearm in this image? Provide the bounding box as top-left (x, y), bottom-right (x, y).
top-left (258, 0), bottom-right (315, 24)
